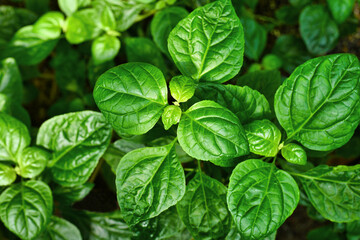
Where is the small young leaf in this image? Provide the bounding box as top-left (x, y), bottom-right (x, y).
top-left (0, 113), bottom-right (30, 162)
top-left (297, 165), bottom-right (360, 222)
top-left (93, 63), bottom-right (168, 136)
top-left (227, 159), bottom-right (299, 240)
top-left (100, 4), bottom-right (116, 30)
top-left (0, 180), bottom-right (53, 239)
top-left (33, 11), bottom-right (64, 39)
top-left (36, 111), bottom-right (112, 186)
top-left (0, 163), bottom-right (16, 186)
top-left (58, 0), bottom-right (78, 16)
top-left (116, 142), bottom-right (185, 226)
top-left (64, 9), bottom-right (102, 44)
top-left (189, 83), bottom-right (271, 124)
top-left (169, 75), bottom-right (196, 103)
top-left (299, 5), bottom-right (339, 55)
top-left (161, 105), bottom-right (182, 130)
top-left (37, 216), bottom-right (82, 240)
top-left (281, 143), bottom-right (307, 165)
top-left (168, 0), bottom-right (244, 83)
top-left (16, 147), bottom-right (50, 178)
top-left (91, 34), bottom-right (120, 65)
top-left (327, 0), bottom-right (355, 24)
top-left (178, 100), bottom-right (249, 162)
top-left (244, 119), bottom-right (281, 157)
top-left (275, 54), bottom-right (360, 151)
top-left (151, 7), bottom-right (188, 57)
top-left (177, 172), bottom-right (231, 240)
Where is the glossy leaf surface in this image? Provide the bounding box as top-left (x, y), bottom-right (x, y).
top-left (244, 119), bottom-right (281, 157)
top-left (169, 75), bottom-right (197, 103)
top-left (0, 180), bottom-right (53, 239)
top-left (177, 172), bottom-right (231, 240)
top-left (178, 100), bottom-right (249, 162)
top-left (16, 146), bottom-right (50, 178)
top-left (33, 11), bottom-right (64, 39)
top-left (37, 111), bottom-right (112, 186)
top-left (168, 0), bottom-right (244, 83)
top-left (92, 34), bottom-right (120, 65)
top-left (116, 143), bottom-right (185, 226)
top-left (0, 58), bottom-right (23, 103)
top-left (275, 54), bottom-right (360, 151)
top-left (161, 105), bottom-right (182, 130)
top-left (228, 159), bottom-right (299, 240)
top-left (0, 163), bottom-right (16, 186)
top-left (281, 143), bottom-right (307, 165)
top-left (93, 63), bottom-right (168, 136)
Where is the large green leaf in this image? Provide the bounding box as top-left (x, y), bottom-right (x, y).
top-left (37, 216), bottom-right (82, 240)
top-left (189, 83), bottom-right (271, 124)
top-left (299, 5), bottom-right (339, 55)
top-left (327, 0), bottom-right (355, 23)
top-left (116, 142), bottom-right (185, 226)
top-left (168, 0), bottom-right (244, 83)
top-left (244, 119), bottom-right (281, 157)
top-left (0, 180), bottom-right (53, 239)
top-left (36, 111), bottom-right (112, 186)
top-left (177, 172), bottom-right (231, 240)
top-left (294, 165), bottom-right (360, 222)
top-left (0, 26), bottom-right (58, 66)
top-left (16, 146), bottom-right (50, 178)
top-left (93, 63), bottom-right (168, 136)
top-left (227, 159), bottom-right (299, 240)
top-left (0, 113), bottom-right (30, 162)
top-left (151, 7), bottom-right (188, 57)
top-left (0, 163), bottom-right (16, 186)
top-left (0, 58), bottom-right (23, 103)
top-left (178, 100), bottom-right (249, 162)
top-left (275, 54), bottom-right (360, 151)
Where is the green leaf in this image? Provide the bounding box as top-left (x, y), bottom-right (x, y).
top-left (240, 16), bottom-right (267, 61)
top-left (244, 119), bottom-right (281, 157)
top-left (151, 7), bottom-right (188, 57)
top-left (53, 183), bottom-right (94, 205)
top-left (0, 180), bottom-right (53, 239)
top-left (0, 57), bottom-right (23, 103)
top-left (162, 105), bottom-right (182, 130)
top-left (178, 100), bottom-right (249, 162)
top-left (93, 63), bottom-right (168, 136)
top-left (275, 54), bottom-right (360, 151)
top-left (91, 34), bottom-right (120, 65)
top-left (0, 26), bottom-right (58, 66)
top-left (289, 0), bottom-right (312, 7)
top-left (271, 35), bottom-right (312, 73)
top-left (36, 111), bottom-right (112, 186)
top-left (236, 69), bottom-right (281, 110)
top-left (0, 163), bottom-right (16, 186)
top-left (189, 83), bottom-right (271, 124)
top-left (16, 147), bottom-right (50, 178)
top-left (307, 225), bottom-right (341, 240)
top-left (124, 37), bottom-right (167, 74)
top-left (58, 0), bottom-right (78, 16)
top-left (177, 172), bottom-right (231, 240)
top-left (327, 0), bottom-right (355, 23)
top-left (227, 159), bottom-right (299, 240)
top-left (295, 165), bottom-right (360, 222)
top-left (347, 220), bottom-right (360, 240)
top-left (100, 4), bottom-right (116, 30)
top-left (33, 11), bottom-right (65, 40)
top-left (169, 75), bottom-right (196, 103)
top-left (64, 9), bottom-right (102, 44)
top-left (0, 113), bottom-right (30, 162)
top-left (116, 142), bottom-right (185, 226)
top-left (37, 216), bottom-right (82, 240)
top-left (168, 0), bottom-right (244, 83)
top-left (281, 143), bottom-right (307, 165)
top-left (299, 5), bottom-right (339, 55)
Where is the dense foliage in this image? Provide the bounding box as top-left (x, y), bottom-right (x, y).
top-left (0, 0), bottom-right (360, 239)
